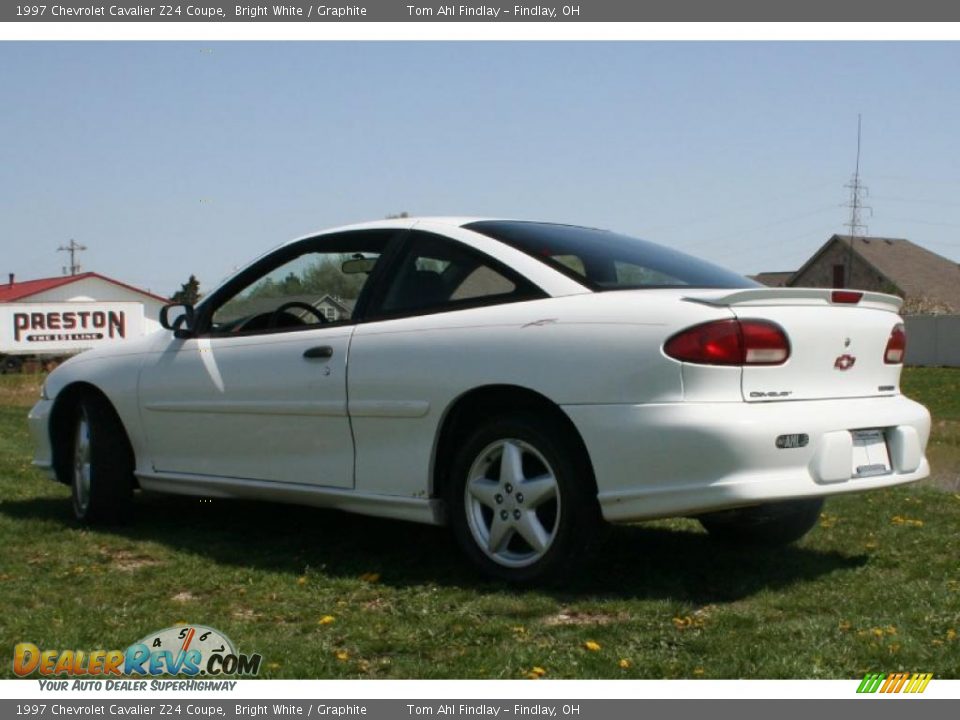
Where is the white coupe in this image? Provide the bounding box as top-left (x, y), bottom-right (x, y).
top-left (29, 218), bottom-right (931, 583)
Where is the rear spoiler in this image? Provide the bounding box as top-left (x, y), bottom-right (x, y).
top-left (684, 288), bottom-right (903, 313)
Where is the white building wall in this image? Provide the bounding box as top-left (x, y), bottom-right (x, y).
top-left (27, 277), bottom-right (165, 333)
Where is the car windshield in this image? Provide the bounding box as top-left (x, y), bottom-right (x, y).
top-left (465, 220), bottom-right (757, 291)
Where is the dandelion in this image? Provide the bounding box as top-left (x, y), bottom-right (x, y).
top-left (319, 615), bottom-right (336, 625)
top-left (297, 577), bottom-right (307, 585)
top-left (359, 572), bottom-right (381, 583)
top-left (619, 658), bottom-right (631, 669)
top-left (872, 628), bottom-right (884, 638)
top-left (584, 640), bottom-right (601, 652)
top-left (673, 615), bottom-right (704, 630)
top-left (838, 620), bottom-right (852, 632)
top-left (267, 662), bottom-right (282, 670)
top-left (512, 626), bottom-right (526, 635)
top-left (335, 650), bottom-right (349, 662)
top-left (531, 666), bottom-right (546, 676)
top-left (947, 629), bottom-right (957, 641)
top-left (693, 668), bottom-right (705, 676)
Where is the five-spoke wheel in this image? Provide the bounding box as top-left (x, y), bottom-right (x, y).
top-left (67, 393), bottom-right (135, 524)
top-left (464, 438), bottom-right (562, 568)
top-left (71, 408), bottom-right (93, 518)
top-left (449, 413), bottom-right (598, 584)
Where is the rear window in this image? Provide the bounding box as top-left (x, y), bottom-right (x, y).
top-left (466, 220), bottom-right (757, 291)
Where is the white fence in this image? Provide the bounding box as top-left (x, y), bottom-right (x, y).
top-left (904, 315), bottom-right (960, 367)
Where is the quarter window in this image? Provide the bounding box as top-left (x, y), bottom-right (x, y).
top-left (373, 232), bottom-right (541, 316)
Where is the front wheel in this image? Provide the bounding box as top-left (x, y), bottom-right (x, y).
top-left (698, 497), bottom-right (824, 547)
top-left (69, 395), bottom-right (135, 524)
top-left (448, 414), bottom-right (599, 584)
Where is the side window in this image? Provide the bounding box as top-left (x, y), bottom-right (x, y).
top-left (375, 232), bottom-right (540, 316)
top-left (207, 233), bottom-right (389, 335)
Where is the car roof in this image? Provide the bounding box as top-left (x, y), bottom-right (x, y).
top-left (299, 216), bottom-right (491, 238)
top-left (284, 217), bottom-right (610, 247)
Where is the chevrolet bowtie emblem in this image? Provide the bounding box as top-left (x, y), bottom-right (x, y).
top-left (834, 354), bottom-right (856, 371)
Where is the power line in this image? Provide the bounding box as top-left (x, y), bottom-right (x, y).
top-left (683, 204), bottom-right (838, 250)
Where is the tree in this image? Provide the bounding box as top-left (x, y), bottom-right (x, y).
top-left (171, 274), bottom-right (201, 305)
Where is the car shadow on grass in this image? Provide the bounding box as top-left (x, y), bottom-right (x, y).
top-left (1, 492), bottom-right (867, 604)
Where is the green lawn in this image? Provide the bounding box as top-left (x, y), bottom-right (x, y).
top-left (902, 367), bottom-right (960, 492)
top-left (1, 371), bottom-right (958, 679)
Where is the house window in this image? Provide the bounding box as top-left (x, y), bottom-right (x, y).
top-left (324, 307), bottom-right (337, 321)
top-left (832, 264), bottom-right (845, 288)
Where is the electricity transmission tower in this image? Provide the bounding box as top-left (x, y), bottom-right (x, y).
top-left (843, 115), bottom-right (872, 285)
top-left (57, 239), bottom-right (87, 275)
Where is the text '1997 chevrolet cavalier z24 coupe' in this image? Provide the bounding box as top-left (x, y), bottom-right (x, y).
top-left (29, 218), bottom-right (931, 582)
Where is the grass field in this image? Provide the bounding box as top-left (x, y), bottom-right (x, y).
top-left (1, 370), bottom-right (958, 679)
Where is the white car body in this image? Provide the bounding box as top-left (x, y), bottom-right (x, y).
top-left (28, 217), bottom-right (930, 578)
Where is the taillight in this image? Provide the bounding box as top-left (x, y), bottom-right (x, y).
top-left (831, 290), bottom-right (863, 304)
top-left (664, 319), bottom-right (790, 366)
top-left (884, 323), bottom-right (906, 364)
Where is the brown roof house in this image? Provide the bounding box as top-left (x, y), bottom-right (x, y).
top-left (749, 271), bottom-right (793, 287)
top-left (756, 234), bottom-right (960, 314)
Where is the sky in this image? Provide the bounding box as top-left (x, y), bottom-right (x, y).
top-left (1, 41), bottom-right (959, 298)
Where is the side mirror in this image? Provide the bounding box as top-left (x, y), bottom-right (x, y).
top-left (160, 303), bottom-right (196, 339)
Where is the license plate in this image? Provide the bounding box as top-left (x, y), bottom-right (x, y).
top-left (851, 429), bottom-right (891, 478)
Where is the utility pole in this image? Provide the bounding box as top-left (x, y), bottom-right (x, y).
top-left (57, 239), bottom-right (87, 275)
top-left (843, 115), bottom-right (871, 286)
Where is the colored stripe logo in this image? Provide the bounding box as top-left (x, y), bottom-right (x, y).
top-left (857, 672), bottom-right (933, 694)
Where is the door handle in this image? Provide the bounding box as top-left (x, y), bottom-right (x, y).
top-left (303, 346), bottom-right (333, 359)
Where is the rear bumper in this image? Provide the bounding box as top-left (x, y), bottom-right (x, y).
top-left (562, 395), bottom-right (931, 523)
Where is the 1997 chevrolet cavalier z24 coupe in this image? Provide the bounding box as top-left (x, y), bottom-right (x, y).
top-left (30, 218), bottom-right (931, 582)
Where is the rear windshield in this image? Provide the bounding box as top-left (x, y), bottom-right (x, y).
top-left (466, 220), bottom-right (757, 291)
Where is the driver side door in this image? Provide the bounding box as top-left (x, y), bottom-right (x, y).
top-left (138, 231), bottom-right (394, 488)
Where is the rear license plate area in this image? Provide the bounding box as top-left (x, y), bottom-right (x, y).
top-left (851, 428), bottom-right (891, 478)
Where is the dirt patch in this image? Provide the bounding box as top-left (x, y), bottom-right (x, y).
top-left (543, 609), bottom-right (629, 627)
top-left (108, 549), bottom-right (162, 573)
top-left (362, 597), bottom-right (390, 612)
top-left (171, 591), bottom-right (197, 603)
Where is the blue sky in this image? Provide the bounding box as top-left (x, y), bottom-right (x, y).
top-left (2, 42), bottom-right (959, 297)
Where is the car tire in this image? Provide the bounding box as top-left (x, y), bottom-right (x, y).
top-left (698, 497), bottom-right (824, 547)
top-left (69, 394), bottom-right (135, 524)
top-left (448, 413), bottom-right (599, 584)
